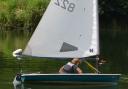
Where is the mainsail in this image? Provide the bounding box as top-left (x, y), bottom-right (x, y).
top-left (23, 0), bottom-right (99, 58)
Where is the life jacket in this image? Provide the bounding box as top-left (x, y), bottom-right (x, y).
top-left (63, 62), bottom-right (77, 73)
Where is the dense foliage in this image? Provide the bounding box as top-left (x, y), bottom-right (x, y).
top-left (0, 0), bottom-right (50, 31)
top-left (99, 0), bottom-right (128, 16)
top-left (0, 0), bottom-right (127, 31)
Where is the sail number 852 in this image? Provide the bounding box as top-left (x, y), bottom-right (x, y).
top-left (54, 0), bottom-right (76, 12)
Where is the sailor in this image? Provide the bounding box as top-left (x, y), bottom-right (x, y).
top-left (59, 58), bottom-right (83, 74)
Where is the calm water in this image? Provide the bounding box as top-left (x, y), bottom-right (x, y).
top-left (0, 18), bottom-right (128, 89)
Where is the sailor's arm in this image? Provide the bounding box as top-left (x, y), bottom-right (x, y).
top-left (59, 66), bottom-right (64, 74)
top-left (76, 67), bottom-right (83, 74)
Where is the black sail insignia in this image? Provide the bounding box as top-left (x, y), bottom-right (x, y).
top-left (60, 42), bottom-right (78, 52)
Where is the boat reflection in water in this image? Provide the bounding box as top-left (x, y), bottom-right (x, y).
top-left (14, 83), bottom-right (118, 89)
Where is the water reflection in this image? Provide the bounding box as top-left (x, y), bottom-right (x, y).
top-left (14, 83), bottom-right (118, 89)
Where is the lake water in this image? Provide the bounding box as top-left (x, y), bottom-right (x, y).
top-left (0, 18), bottom-right (128, 89)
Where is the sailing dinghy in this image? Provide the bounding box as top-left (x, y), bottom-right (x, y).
top-left (13, 0), bottom-right (121, 85)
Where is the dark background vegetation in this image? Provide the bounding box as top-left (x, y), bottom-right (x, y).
top-left (0, 0), bottom-right (128, 31)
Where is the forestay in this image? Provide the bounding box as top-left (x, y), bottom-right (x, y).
top-left (23, 0), bottom-right (99, 58)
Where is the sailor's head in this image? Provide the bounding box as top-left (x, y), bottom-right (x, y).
top-left (71, 58), bottom-right (81, 65)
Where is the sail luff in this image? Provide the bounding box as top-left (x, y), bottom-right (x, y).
top-left (96, 0), bottom-right (100, 55)
top-left (91, 0), bottom-right (99, 55)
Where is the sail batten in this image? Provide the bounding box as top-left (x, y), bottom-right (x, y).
top-left (23, 0), bottom-right (99, 58)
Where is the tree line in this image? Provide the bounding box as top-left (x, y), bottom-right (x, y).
top-left (99, 0), bottom-right (128, 17)
top-left (0, 0), bottom-right (127, 31)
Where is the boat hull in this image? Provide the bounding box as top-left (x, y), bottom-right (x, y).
top-left (19, 74), bottom-right (121, 85)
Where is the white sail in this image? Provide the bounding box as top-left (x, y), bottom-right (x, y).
top-left (23, 0), bottom-right (99, 58)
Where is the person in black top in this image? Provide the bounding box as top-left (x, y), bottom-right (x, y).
top-left (59, 58), bottom-right (83, 74)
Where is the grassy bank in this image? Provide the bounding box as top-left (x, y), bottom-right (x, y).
top-left (0, 0), bottom-right (50, 31)
top-left (0, 0), bottom-right (128, 31)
